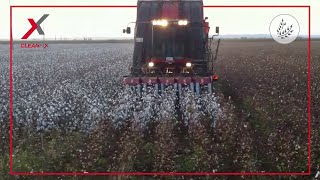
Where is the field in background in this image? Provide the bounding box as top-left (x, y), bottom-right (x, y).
top-left (0, 39), bottom-right (319, 178)
top-left (216, 39), bottom-right (319, 173)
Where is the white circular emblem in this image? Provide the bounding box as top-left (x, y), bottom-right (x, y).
top-left (269, 14), bottom-right (300, 44)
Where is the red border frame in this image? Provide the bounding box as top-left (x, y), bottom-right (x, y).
top-left (9, 5), bottom-right (311, 176)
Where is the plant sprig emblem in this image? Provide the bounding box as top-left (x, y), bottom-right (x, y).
top-left (277, 19), bottom-right (294, 39)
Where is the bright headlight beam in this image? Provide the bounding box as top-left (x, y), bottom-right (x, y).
top-left (153, 19), bottom-right (188, 26)
top-left (160, 20), bottom-right (168, 26)
top-left (152, 19), bottom-right (168, 26)
top-left (152, 20), bottom-right (158, 26)
top-left (148, 62), bottom-right (154, 67)
top-left (178, 20), bottom-right (188, 26)
top-left (186, 62), bottom-right (192, 67)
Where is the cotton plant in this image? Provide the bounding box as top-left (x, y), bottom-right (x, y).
top-left (2, 43), bottom-right (224, 136)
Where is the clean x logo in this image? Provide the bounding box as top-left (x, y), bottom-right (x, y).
top-left (21, 14), bottom-right (49, 39)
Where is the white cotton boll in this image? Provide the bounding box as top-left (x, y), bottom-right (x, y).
top-left (7, 43), bottom-right (224, 135)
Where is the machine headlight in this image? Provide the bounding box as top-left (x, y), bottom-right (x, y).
top-left (161, 20), bottom-right (168, 26)
top-left (186, 62), bottom-right (192, 67)
top-left (152, 20), bottom-right (159, 26)
top-left (152, 19), bottom-right (168, 27)
top-left (148, 62), bottom-right (155, 67)
top-left (178, 20), bottom-right (188, 26)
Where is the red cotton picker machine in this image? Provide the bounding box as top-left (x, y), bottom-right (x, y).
top-left (123, 0), bottom-right (220, 96)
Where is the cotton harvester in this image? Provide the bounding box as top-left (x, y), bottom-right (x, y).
top-left (123, 0), bottom-right (220, 96)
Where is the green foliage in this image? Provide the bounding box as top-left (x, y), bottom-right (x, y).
top-left (0, 154), bottom-right (10, 179)
top-left (13, 150), bottom-right (42, 172)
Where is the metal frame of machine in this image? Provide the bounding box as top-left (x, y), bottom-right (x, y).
top-left (123, 0), bottom-right (220, 95)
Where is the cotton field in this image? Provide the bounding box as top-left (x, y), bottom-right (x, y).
top-left (0, 40), bottom-right (318, 175)
top-left (6, 43), bottom-right (222, 133)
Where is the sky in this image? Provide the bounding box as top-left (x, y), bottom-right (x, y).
top-left (0, 0), bottom-right (319, 40)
